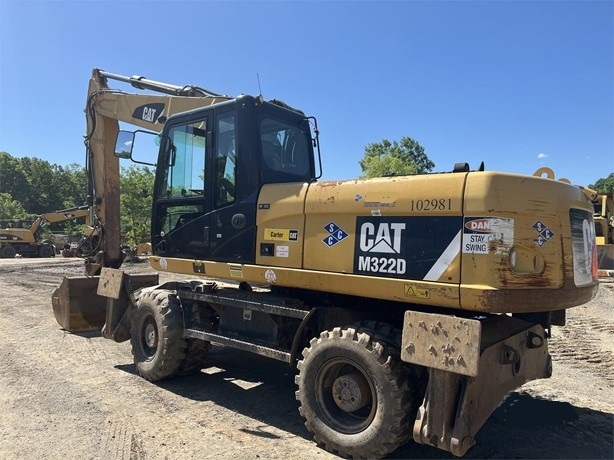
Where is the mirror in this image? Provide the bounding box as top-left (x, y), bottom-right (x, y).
top-left (114, 131), bottom-right (135, 159)
top-left (114, 129), bottom-right (157, 166)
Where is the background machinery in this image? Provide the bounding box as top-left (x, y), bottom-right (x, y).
top-left (52, 69), bottom-right (599, 458)
top-left (592, 192), bottom-right (613, 270)
top-left (0, 205), bottom-right (89, 258)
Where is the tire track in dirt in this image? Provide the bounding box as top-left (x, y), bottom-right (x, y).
top-left (548, 287), bottom-right (614, 387)
top-left (99, 418), bottom-right (146, 460)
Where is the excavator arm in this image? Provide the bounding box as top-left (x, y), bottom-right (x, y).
top-left (27, 205), bottom-right (91, 239)
top-left (81, 68), bottom-right (230, 275)
top-left (52, 69), bottom-right (230, 331)
top-left (40, 205), bottom-right (90, 224)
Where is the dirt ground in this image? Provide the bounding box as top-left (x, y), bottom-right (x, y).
top-left (0, 257), bottom-right (612, 460)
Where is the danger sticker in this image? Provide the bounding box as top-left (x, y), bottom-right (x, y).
top-left (463, 217), bottom-right (514, 254)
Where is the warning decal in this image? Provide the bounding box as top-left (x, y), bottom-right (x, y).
top-left (462, 217), bottom-right (514, 254)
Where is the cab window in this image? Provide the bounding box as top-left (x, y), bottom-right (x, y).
top-left (164, 120), bottom-right (207, 197)
top-left (260, 117), bottom-right (310, 178)
top-left (215, 113), bottom-right (237, 207)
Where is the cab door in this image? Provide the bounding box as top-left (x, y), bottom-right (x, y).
top-left (152, 109), bottom-right (257, 263)
top-left (152, 116), bottom-right (211, 259)
top-left (204, 110), bottom-right (257, 263)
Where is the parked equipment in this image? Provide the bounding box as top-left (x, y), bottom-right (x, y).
top-left (592, 192), bottom-right (613, 270)
top-left (1, 205), bottom-right (89, 258)
top-left (52, 69), bottom-right (599, 458)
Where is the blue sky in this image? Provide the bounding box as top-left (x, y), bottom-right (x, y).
top-left (1, 0), bottom-right (612, 186)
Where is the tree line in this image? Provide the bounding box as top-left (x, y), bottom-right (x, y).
top-left (0, 152), bottom-right (153, 246)
top-left (1, 140), bottom-right (612, 245)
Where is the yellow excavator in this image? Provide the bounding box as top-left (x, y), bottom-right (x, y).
top-left (0, 205), bottom-right (89, 258)
top-left (592, 192), bottom-right (613, 270)
top-left (52, 69), bottom-right (599, 458)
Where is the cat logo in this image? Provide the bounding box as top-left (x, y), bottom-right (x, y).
top-left (359, 222), bottom-right (406, 254)
top-left (132, 103), bottom-right (165, 124)
top-left (142, 107), bottom-right (157, 122)
top-left (356, 221), bottom-right (407, 275)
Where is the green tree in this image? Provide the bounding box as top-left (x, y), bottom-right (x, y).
top-left (120, 165), bottom-right (155, 246)
top-left (0, 192), bottom-right (27, 220)
top-left (590, 172), bottom-right (614, 194)
top-left (1, 152), bottom-right (87, 214)
top-left (359, 137), bottom-right (435, 179)
top-left (52, 163), bottom-right (88, 209)
top-left (0, 152), bottom-right (30, 206)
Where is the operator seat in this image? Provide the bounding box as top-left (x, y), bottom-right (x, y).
top-left (262, 139), bottom-right (283, 171)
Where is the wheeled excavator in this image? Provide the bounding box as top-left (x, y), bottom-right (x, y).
top-left (0, 205), bottom-right (89, 258)
top-left (592, 192), bottom-right (613, 270)
top-left (52, 69), bottom-right (599, 459)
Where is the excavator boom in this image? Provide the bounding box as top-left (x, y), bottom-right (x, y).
top-left (82, 69), bottom-right (230, 273)
top-left (53, 69), bottom-right (230, 329)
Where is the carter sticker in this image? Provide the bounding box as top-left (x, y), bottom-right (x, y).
top-left (264, 228), bottom-right (299, 241)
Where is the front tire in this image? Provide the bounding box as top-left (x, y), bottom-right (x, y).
top-left (1, 245), bottom-right (16, 258)
top-left (130, 290), bottom-right (187, 381)
top-left (295, 324), bottom-right (413, 459)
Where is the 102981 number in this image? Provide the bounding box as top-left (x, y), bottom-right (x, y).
top-left (410, 198), bottom-right (451, 212)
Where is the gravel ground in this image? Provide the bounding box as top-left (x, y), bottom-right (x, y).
top-left (0, 257), bottom-right (612, 459)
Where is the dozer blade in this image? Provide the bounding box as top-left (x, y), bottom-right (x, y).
top-left (51, 274), bottom-right (159, 333)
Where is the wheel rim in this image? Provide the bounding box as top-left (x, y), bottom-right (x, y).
top-left (315, 358), bottom-right (376, 434)
top-left (139, 314), bottom-right (158, 359)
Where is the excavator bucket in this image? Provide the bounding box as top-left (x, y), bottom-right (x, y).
top-left (52, 277), bottom-right (107, 332)
top-left (51, 274), bottom-right (158, 333)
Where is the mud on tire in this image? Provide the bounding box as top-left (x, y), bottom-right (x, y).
top-left (295, 322), bottom-right (414, 459)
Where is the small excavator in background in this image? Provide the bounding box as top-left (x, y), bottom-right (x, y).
top-left (592, 192), bottom-right (614, 270)
top-left (51, 69), bottom-right (599, 458)
top-left (0, 205), bottom-right (89, 258)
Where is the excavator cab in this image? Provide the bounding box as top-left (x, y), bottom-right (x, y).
top-left (150, 96), bottom-right (317, 263)
top-left (53, 68), bottom-right (320, 332)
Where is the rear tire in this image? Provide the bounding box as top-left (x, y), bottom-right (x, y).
top-left (130, 290), bottom-right (186, 381)
top-left (39, 243), bottom-right (55, 258)
top-left (178, 339), bottom-right (211, 375)
top-left (295, 323), bottom-right (413, 459)
top-left (1, 245), bottom-right (16, 258)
